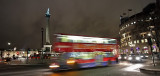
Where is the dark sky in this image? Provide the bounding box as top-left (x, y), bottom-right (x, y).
top-left (0, 0), bottom-right (156, 49)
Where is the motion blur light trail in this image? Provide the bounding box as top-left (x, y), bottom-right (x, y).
top-left (122, 64), bottom-right (144, 72)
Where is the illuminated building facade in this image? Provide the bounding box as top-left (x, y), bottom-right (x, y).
top-left (119, 2), bottom-right (160, 54)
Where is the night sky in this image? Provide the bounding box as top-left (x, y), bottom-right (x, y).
top-left (0, 0), bottom-right (156, 49)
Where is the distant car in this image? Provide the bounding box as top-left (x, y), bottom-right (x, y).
top-left (118, 54), bottom-right (128, 61)
top-left (0, 58), bottom-right (6, 64)
top-left (0, 58), bottom-right (3, 63)
top-left (140, 54), bottom-right (150, 59)
top-left (127, 54), bottom-right (142, 62)
top-left (2, 57), bottom-right (12, 62)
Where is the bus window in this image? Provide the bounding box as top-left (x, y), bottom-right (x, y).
top-left (103, 52), bottom-right (114, 57)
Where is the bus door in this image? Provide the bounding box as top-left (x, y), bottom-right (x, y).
top-left (95, 52), bottom-right (103, 65)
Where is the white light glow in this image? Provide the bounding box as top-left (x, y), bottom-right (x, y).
top-left (131, 22), bottom-right (133, 24)
top-left (136, 57), bottom-right (140, 60)
top-left (49, 65), bottom-right (60, 68)
top-left (128, 57), bottom-right (132, 60)
top-left (145, 56), bottom-right (149, 57)
top-left (118, 56), bottom-right (121, 59)
top-left (122, 64), bottom-right (144, 72)
top-left (8, 42), bottom-right (11, 45)
top-left (148, 33), bottom-right (151, 36)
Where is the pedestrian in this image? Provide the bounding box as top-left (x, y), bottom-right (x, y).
top-left (12, 55), bottom-right (16, 60)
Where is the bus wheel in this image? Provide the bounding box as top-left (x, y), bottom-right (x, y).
top-left (108, 60), bottom-right (112, 66)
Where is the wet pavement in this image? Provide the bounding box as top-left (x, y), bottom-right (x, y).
top-left (0, 60), bottom-right (159, 76)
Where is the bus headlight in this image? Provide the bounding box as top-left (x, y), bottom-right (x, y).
top-left (136, 57), bottom-right (140, 60)
top-left (124, 56), bottom-right (127, 59)
top-left (49, 63), bottom-right (60, 69)
top-left (118, 56), bottom-right (121, 59)
top-left (145, 56), bottom-right (149, 57)
top-left (67, 60), bottom-right (75, 64)
top-left (128, 57), bottom-right (132, 60)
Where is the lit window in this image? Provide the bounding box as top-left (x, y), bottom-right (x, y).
top-left (134, 40), bottom-right (136, 44)
top-left (126, 43), bottom-right (127, 46)
top-left (126, 25), bottom-right (127, 27)
top-left (149, 17), bottom-right (152, 20)
top-left (145, 39), bottom-right (148, 42)
top-left (131, 22), bottom-right (133, 24)
top-left (137, 40), bottom-right (139, 43)
top-left (141, 39), bottom-right (144, 43)
top-left (153, 39), bottom-right (155, 42)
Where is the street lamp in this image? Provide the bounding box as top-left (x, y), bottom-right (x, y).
top-left (147, 31), bottom-right (156, 67)
top-left (149, 12), bottom-right (160, 52)
top-left (41, 28), bottom-right (44, 48)
top-left (7, 42), bottom-right (11, 57)
top-left (8, 42), bottom-right (11, 46)
top-left (41, 28), bottom-right (44, 63)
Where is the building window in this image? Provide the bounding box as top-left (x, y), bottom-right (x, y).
top-left (153, 39), bottom-right (155, 42)
top-left (134, 40), bottom-right (136, 44)
top-left (131, 22), bottom-right (133, 25)
top-left (141, 39), bottom-right (144, 43)
top-left (145, 39), bottom-right (148, 42)
top-left (137, 40), bottom-right (139, 43)
top-left (126, 43), bottom-right (127, 46)
top-left (149, 17), bottom-right (152, 20)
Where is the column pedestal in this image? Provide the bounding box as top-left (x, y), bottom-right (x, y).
top-left (43, 45), bottom-right (52, 54)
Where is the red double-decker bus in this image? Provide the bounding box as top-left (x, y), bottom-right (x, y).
top-left (49, 34), bottom-right (119, 71)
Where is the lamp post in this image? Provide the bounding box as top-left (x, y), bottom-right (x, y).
top-left (150, 12), bottom-right (160, 52)
top-left (41, 28), bottom-right (44, 48)
top-left (7, 42), bottom-right (11, 57)
top-left (41, 28), bottom-right (44, 63)
top-left (147, 28), bottom-right (156, 67)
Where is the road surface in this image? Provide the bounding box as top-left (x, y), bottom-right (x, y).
top-left (0, 61), bottom-right (158, 76)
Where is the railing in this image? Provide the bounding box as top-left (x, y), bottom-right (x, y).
top-left (7, 59), bottom-right (55, 65)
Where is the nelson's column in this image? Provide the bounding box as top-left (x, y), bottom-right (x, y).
top-left (43, 8), bottom-right (52, 53)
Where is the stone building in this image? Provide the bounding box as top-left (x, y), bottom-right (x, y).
top-left (119, 1), bottom-right (160, 54)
